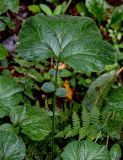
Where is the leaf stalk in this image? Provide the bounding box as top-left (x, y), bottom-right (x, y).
top-left (52, 61), bottom-right (58, 160)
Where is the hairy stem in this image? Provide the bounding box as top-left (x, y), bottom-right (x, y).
top-left (95, 112), bottom-right (111, 143)
top-left (52, 62), bottom-right (58, 160)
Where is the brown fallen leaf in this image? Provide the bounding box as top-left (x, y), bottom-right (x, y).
top-left (64, 79), bottom-right (74, 101)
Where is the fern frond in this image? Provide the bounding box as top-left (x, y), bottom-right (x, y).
top-left (63, 125), bottom-right (72, 137)
top-left (55, 131), bottom-right (65, 138)
top-left (26, 142), bottom-right (43, 160)
top-left (81, 106), bottom-right (90, 127)
top-left (79, 127), bottom-right (88, 140)
top-left (72, 111), bottom-right (80, 130)
top-left (65, 129), bottom-right (79, 138)
top-left (91, 106), bottom-right (100, 126)
top-left (87, 125), bottom-right (100, 140)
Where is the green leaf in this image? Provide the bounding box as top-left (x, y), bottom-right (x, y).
top-left (14, 58), bottom-right (34, 68)
top-left (76, 2), bottom-right (88, 16)
top-left (53, 5), bottom-right (62, 15)
top-left (48, 68), bottom-right (57, 76)
top-left (82, 70), bottom-right (116, 111)
top-left (0, 16), bottom-right (15, 29)
top-left (9, 106), bottom-right (26, 126)
top-left (0, 130), bottom-right (26, 160)
top-left (24, 87), bottom-right (34, 100)
top-left (40, 4), bottom-right (52, 15)
top-left (72, 112), bottom-right (80, 130)
top-left (61, 1), bottom-right (67, 14)
top-left (47, 0), bottom-right (56, 2)
top-left (110, 5), bottom-right (123, 29)
top-left (0, 0), bottom-right (19, 15)
top-left (17, 15), bottom-right (116, 73)
top-left (41, 82), bottom-right (55, 93)
top-left (0, 76), bottom-right (22, 99)
top-left (86, 0), bottom-right (107, 20)
top-left (110, 144), bottom-right (121, 160)
top-left (106, 87), bottom-right (123, 110)
top-left (0, 44), bottom-right (8, 60)
top-left (60, 69), bottom-right (72, 78)
top-left (0, 123), bottom-right (19, 134)
top-left (28, 4), bottom-right (41, 13)
top-left (28, 68), bottom-right (44, 82)
top-left (0, 76), bottom-right (23, 117)
top-left (10, 106), bottom-right (51, 141)
top-left (0, 94), bottom-right (22, 118)
top-left (20, 106), bottom-right (51, 141)
top-left (0, 21), bottom-right (6, 31)
top-left (58, 140), bottom-right (110, 160)
top-left (56, 87), bottom-right (67, 97)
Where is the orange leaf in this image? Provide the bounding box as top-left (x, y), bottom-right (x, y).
top-left (64, 80), bottom-right (73, 101)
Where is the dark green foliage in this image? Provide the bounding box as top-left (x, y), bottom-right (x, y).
top-left (110, 5), bottom-right (123, 29)
top-left (56, 85), bottom-right (123, 143)
top-left (0, 44), bottom-right (8, 60)
top-left (0, 0), bottom-right (123, 159)
top-left (86, 0), bottom-right (107, 21)
top-left (109, 143), bottom-right (122, 160)
top-left (0, 0), bottom-right (19, 15)
top-left (82, 71), bottom-right (116, 111)
top-left (0, 130), bottom-right (26, 160)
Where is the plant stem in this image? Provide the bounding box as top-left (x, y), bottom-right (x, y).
top-left (52, 62), bottom-right (58, 160)
top-left (105, 135), bottom-right (109, 148)
top-left (95, 112), bottom-right (111, 143)
top-left (98, 19), bottom-right (101, 28)
top-left (63, 0), bottom-right (72, 14)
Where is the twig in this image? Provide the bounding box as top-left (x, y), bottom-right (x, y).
top-left (105, 135), bottom-right (109, 148)
top-left (13, 13), bottom-right (25, 21)
top-left (63, 0), bottom-right (72, 14)
top-left (95, 112), bottom-right (111, 143)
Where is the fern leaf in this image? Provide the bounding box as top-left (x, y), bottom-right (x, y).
top-left (65, 129), bottom-right (79, 138)
top-left (87, 125), bottom-right (100, 140)
top-left (55, 131), bottom-right (64, 138)
top-left (63, 125), bottom-right (72, 138)
top-left (81, 106), bottom-right (90, 127)
top-left (72, 111), bottom-right (80, 130)
top-left (79, 127), bottom-right (88, 140)
top-left (91, 106), bottom-right (100, 126)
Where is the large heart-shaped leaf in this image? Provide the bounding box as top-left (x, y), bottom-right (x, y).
top-left (0, 0), bottom-right (19, 15)
top-left (57, 140), bottom-right (110, 160)
top-left (82, 70), bottom-right (116, 111)
top-left (21, 106), bottom-right (51, 140)
top-left (0, 130), bottom-right (26, 160)
top-left (17, 15), bottom-right (116, 73)
top-left (0, 76), bottom-right (23, 118)
top-left (10, 105), bottom-right (51, 141)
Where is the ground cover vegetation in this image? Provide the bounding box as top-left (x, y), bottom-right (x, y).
top-left (0, 0), bottom-right (123, 159)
